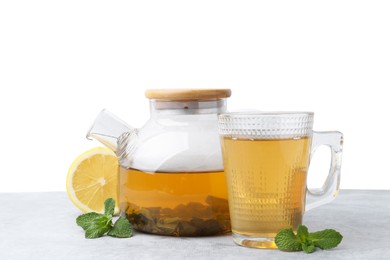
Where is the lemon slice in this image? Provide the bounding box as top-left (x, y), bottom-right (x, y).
top-left (67, 147), bottom-right (119, 214)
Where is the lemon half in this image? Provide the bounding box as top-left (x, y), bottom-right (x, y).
top-left (67, 147), bottom-right (119, 214)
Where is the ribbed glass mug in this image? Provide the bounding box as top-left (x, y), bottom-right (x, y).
top-left (218, 112), bottom-right (343, 248)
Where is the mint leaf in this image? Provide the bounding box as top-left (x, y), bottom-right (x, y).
top-left (297, 225), bottom-right (309, 243)
top-left (107, 216), bottom-right (133, 238)
top-left (79, 214), bottom-right (112, 239)
top-left (274, 228), bottom-right (302, 251)
top-left (76, 212), bottom-right (102, 230)
top-left (104, 198), bottom-right (115, 216)
top-left (309, 229), bottom-right (343, 250)
top-left (85, 221), bottom-right (112, 238)
top-left (76, 206), bottom-right (113, 239)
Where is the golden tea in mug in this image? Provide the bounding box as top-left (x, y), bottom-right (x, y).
top-left (221, 136), bottom-right (311, 246)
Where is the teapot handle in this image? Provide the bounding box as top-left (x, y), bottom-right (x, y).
top-left (305, 131), bottom-right (343, 211)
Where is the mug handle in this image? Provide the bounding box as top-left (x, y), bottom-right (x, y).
top-left (305, 131), bottom-right (343, 211)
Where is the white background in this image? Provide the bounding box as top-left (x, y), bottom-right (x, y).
top-left (0, 1), bottom-right (389, 192)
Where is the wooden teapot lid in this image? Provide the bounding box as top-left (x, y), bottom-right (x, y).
top-left (145, 89), bottom-right (231, 100)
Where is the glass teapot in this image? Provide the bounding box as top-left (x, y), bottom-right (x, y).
top-left (87, 89), bottom-right (232, 236)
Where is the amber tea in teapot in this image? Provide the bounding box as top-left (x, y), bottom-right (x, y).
top-left (120, 168), bottom-right (229, 236)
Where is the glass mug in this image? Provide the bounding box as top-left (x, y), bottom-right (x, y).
top-left (218, 112), bottom-right (343, 248)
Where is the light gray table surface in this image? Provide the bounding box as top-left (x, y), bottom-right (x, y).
top-left (0, 190), bottom-right (389, 260)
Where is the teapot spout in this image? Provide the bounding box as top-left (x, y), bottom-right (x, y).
top-left (86, 109), bottom-right (133, 153)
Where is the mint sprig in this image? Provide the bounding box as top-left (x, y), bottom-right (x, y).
top-left (76, 198), bottom-right (133, 239)
top-left (275, 225), bottom-right (342, 254)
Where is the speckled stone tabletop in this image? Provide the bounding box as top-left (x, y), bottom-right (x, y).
top-left (0, 190), bottom-right (389, 260)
